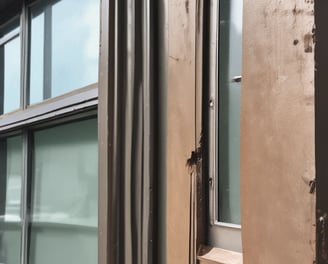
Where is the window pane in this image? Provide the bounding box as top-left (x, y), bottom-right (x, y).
top-left (0, 136), bottom-right (23, 264)
top-left (29, 119), bottom-right (98, 264)
top-left (29, 12), bottom-right (45, 105)
top-left (3, 34), bottom-right (21, 113)
top-left (51, 0), bottom-right (99, 96)
top-left (217, 0), bottom-right (242, 224)
top-left (29, 0), bottom-right (100, 104)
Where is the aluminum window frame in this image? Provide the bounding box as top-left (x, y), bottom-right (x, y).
top-left (0, 1), bottom-right (101, 264)
top-left (207, 0), bottom-right (242, 252)
top-left (0, 17), bottom-right (21, 115)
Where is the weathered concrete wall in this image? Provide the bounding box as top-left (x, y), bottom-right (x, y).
top-left (166, 0), bottom-right (197, 263)
top-left (241, 1), bottom-right (315, 263)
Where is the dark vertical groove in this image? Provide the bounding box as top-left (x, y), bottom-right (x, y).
top-left (98, 0), bottom-right (120, 262)
top-left (202, 0), bottom-right (211, 244)
top-left (152, 0), bottom-right (167, 263)
top-left (315, 0), bottom-right (328, 263)
top-left (148, 1), bottom-right (155, 263)
top-left (131, 0), bottom-right (143, 261)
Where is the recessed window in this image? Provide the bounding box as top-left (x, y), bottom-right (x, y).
top-left (0, 24), bottom-right (21, 114)
top-left (29, 0), bottom-right (100, 104)
top-left (208, 0), bottom-right (243, 251)
top-left (217, 0), bottom-right (242, 225)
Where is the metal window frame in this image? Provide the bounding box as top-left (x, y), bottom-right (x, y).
top-left (0, 0), bottom-right (161, 264)
top-left (0, 18), bottom-right (21, 115)
top-left (0, 1), bottom-right (101, 264)
top-left (207, 0), bottom-right (242, 252)
top-left (98, 0), bottom-right (159, 263)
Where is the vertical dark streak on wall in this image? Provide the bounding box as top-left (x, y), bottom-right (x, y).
top-left (315, 0), bottom-right (328, 263)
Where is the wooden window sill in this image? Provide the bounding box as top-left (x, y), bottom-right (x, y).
top-left (197, 245), bottom-right (243, 264)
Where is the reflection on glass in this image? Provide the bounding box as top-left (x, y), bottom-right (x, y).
top-left (29, 0), bottom-right (100, 104)
top-left (3, 35), bottom-right (21, 113)
top-left (0, 226), bottom-right (21, 264)
top-left (30, 118), bottom-right (98, 264)
top-left (30, 13), bottom-right (45, 105)
top-left (217, 0), bottom-right (242, 224)
top-left (0, 136), bottom-right (23, 264)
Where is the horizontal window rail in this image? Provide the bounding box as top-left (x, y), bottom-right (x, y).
top-left (0, 84), bottom-right (98, 132)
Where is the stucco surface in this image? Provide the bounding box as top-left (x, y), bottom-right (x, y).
top-left (241, 1), bottom-right (315, 263)
top-left (166, 0), bottom-right (196, 263)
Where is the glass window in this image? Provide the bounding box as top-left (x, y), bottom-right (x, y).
top-left (29, 0), bottom-right (100, 104)
top-left (29, 12), bottom-right (44, 104)
top-left (29, 118), bottom-right (98, 264)
top-left (0, 136), bottom-right (23, 264)
top-left (208, 0), bottom-right (243, 252)
top-left (0, 0), bottom-right (100, 263)
top-left (217, 0), bottom-right (242, 225)
top-left (0, 26), bottom-right (21, 114)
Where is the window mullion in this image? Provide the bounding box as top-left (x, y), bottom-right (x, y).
top-left (43, 5), bottom-right (52, 100)
top-left (0, 46), bottom-right (4, 114)
top-left (21, 3), bottom-right (29, 110)
top-left (0, 139), bottom-right (7, 215)
top-left (20, 130), bottom-right (31, 264)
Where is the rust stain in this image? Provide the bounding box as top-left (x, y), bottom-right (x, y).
top-left (186, 146), bottom-right (202, 168)
top-left (304, 33), bottom-right (313, 53)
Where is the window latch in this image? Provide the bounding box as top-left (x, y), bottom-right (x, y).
top-left (231, 75), bottom-right (242, 83)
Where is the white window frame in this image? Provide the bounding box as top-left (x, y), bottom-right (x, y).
top-left (208, 0), bottom-right (242, 252)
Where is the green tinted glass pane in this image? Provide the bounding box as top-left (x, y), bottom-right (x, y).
top-left (3, 34), bottom-right (21, 113)
top-left (0, 223), bottom-right (21, 264)
top-left (217, 0), bottom-right (242, 224)
top-left (29, 0), bottom-right (100, 104)
top-left (29, 119), bottom-right (98, 264)
top-left (0, 136), bottom-right (23, 264)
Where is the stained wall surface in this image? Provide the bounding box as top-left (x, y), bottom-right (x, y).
top-left (241, 1), bottom-right (315, 263)
top-left (166, 0), bottom-right (197, 263)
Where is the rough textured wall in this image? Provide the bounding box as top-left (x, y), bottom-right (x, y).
top-left (241, 1), bottom-right (315, 263)
top-left (166, 0), bottom-right (196, 263)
